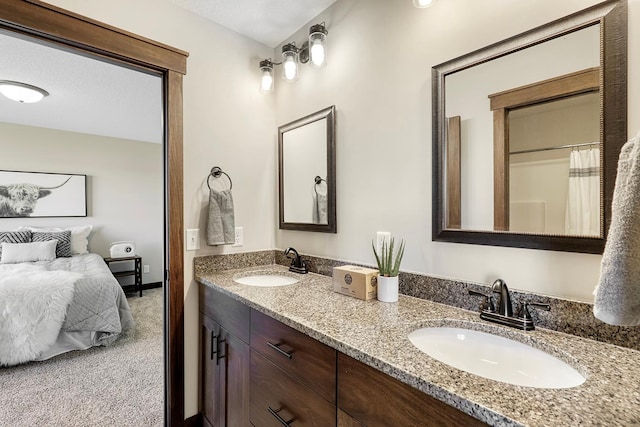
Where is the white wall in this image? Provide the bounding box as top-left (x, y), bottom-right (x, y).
top-left (41, 0), bottom-right (276, 418)
top-left (274, 0), bottom-right (639, 304)
top-left (0, 122), bottom-right (163, 284)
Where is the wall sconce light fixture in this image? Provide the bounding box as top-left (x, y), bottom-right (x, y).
top-left (0, 80), bottom-right (49, 103)
top-left (282, 43), bottom-right (299, 81)
top-left (413, 0), bottom-right (437, 7)
top-left (308, 23), bottom-right (328, 68)
top-left (259, 59), bottom-right (275, 93)
top-left (259, 22), bottom-right (328, 93)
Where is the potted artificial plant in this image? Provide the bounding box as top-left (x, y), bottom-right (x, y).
top-left (372, 237), bottom-right (405, 302)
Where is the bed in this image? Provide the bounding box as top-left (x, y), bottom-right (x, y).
top-left (0, 251), bottom-right (134, 367)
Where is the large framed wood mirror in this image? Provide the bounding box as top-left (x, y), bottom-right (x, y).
top-left (279, 105), bottom-right (337, 233)
top-left (432, 0), bottom-right (627, 253)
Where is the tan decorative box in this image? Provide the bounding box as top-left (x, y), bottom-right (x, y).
top-left (332, 265), bottom-right (379, 300)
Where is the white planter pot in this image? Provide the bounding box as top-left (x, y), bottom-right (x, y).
top-left (377, 275), bottom-right (399, 302)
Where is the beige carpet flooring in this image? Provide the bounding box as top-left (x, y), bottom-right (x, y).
top-left (0, 288), bottom-right (164, 427)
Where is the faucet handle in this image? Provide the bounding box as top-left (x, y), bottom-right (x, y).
top-left (468, 290), bottom-right (496, 312)
top-left (516, 301), bottom-right (551, 320)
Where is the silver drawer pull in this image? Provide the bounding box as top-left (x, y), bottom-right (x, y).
top-left (267, 341), bottom-right (293, 359)
top-left (268, 406), bottom-right (293, 426)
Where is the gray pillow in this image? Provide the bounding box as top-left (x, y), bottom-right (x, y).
top-left (32, 230), bottom-right (73, 258)
top-left (0, 231), bottom-right (32, 258)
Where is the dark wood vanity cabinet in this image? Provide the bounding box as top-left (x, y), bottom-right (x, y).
top-left (250, 310), bottom-right (337, 426)
top-left (337, 353), bottom-right (487, 427)
top-left (199, 284), bottom-right (486, 426)
top-left (199, 287), bottom-right (250, 427)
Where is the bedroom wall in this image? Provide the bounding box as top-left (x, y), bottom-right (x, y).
top-left (0, 122), bottom-right (163, 285)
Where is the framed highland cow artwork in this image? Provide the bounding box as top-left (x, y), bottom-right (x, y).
top-left (0, 170), bottom-right (87, 218)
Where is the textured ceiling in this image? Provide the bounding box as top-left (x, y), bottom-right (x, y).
top-left (168, 0), bottom-right (338, 47)
top-left (0, 31), bottom-right (163, 144)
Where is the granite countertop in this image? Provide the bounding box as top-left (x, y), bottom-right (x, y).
top-left (196, 264), bottom-right (640, 427)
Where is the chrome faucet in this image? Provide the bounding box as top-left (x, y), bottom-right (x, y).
top-left (284, 247), bottom-right (308, 274)
top-left (469, 279), bottom-right (550, 331)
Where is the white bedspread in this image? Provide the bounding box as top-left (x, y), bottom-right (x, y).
top-left (0, 264), bottom-right (82, 366)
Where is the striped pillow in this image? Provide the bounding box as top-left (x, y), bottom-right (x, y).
top-left (32, 230), bottom-right (73, 258)
top-left (0, 231), bottom-right (32, 259)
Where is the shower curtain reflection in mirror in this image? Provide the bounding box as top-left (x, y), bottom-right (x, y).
top-left (565, 147), bottom-right (601, 236)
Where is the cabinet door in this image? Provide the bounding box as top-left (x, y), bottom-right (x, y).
top-left (219, 327), bottom-right (250, 427)
top-left (201, 315), bottom-right (223, 427)
top-left (202, 314), bottom-right (250, 427)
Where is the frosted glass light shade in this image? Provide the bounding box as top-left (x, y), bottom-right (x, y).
top-left (259, 60), bottom-right (274, 93)
top-left (309, 23), bottom-right (328, 68)
top-left (0, 81), bottom-right (49, 103)
top-left (282, 44), bottom-right (298, 81)
top-left (413, 0), bottom-right (437, 8)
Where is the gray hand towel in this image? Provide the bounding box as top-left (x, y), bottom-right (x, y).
top-left (206, 189), bottom-right (235, 246)
top-left (593, 133), bottom-right (640, 325)
top-left (312, 192), bottom-right (328, 225)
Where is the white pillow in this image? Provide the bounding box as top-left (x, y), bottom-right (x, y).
top-left (0, 241), bottom-right (57, 264)
top-left (17, 225), bottom-right (92, 254)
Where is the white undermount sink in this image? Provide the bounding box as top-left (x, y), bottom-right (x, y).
top-left (233, 274), bottom-right (299, 287)
top-left (408, 327), bottom-right (585, 389)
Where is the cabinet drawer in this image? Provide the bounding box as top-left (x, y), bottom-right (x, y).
top-left (337, 353), bottom-right (487, 427)
top-left (199, 284), bottom-right (250, 343)
top-left (250, 309), bottom-right (336, 403)
top-left (250, 350), bottom-right (336, 427)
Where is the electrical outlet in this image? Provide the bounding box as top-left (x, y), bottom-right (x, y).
top-left (143, 265), bottom-right (150, 274)
top-left (233, 227), bottom-right (243, 247)
top-left (376, 232), bottom-right (391, 253)
top-left (186, 228), bottom-right (200, 251)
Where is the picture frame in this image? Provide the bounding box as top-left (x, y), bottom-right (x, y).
top-left (0, 170), bottom-right (87, 218)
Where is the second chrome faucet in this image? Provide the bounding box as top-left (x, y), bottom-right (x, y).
top-left (469, 279), bottom-right (550, 331)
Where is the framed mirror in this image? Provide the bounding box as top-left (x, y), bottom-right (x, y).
top-left (432, 0), bottom-right (627, 253)
top-left (279, 105), bottom-right (336, 233)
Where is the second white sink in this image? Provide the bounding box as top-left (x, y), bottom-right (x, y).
top-left (233, 274), bottom-right (299, 287)
top-left (408, 327), bottom-right (585, 389)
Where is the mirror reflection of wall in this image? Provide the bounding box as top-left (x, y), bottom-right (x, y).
top-left (444, 23), bottom-right (600, 234)
top-left (282, 118), bottom-right (328, 224)
top-left (509, 93), bottom-right (601, 236)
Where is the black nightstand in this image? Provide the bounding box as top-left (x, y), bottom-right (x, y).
top-left (104, 255), bottom-right (142, 297)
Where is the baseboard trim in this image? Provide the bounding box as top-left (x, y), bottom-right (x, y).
top-left (142, 281), bottom-right (162, 290)
top-left (184, 413), bottom-right (202, 427)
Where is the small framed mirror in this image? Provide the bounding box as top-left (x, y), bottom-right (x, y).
top-left (432, 0), bottom-right (626, 253)
top-left (279, 105), bottom-right (336, 233)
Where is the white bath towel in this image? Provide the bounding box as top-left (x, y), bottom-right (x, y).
top-left (593, 133), bottom-right (640, 326)
top-left (206, 188), bottom-right (235, 246)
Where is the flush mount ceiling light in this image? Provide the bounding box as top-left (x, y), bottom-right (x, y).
top-left (258, 22), bottom-right (329, 93)
top-left (413, 0), bottom-right (438, 8)
top-left (0, 80), bottom-right (49, 103)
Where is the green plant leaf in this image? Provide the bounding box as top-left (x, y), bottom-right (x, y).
top-left (371, 235), bottom-right (405, 277)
